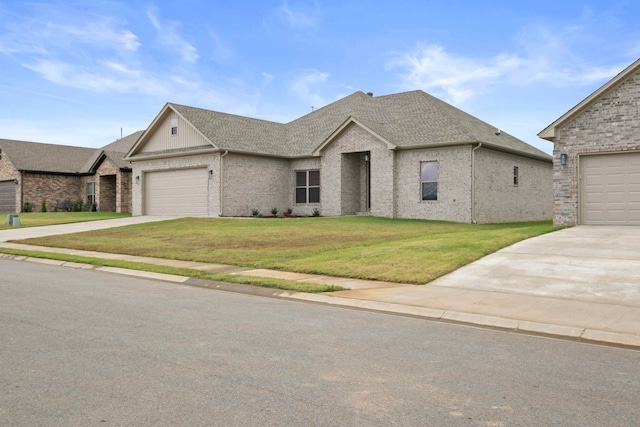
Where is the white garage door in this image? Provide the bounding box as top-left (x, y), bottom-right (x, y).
top-left (144, 168), bottom-right (209, 216)
top-left (581, 152), bottom-right (640, 225)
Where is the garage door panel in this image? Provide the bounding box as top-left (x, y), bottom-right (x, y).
top-left (145, 168), bottom-right (208, 216)
top-left (0, 181), bottom-right (16, 213)
top-left (581, 152), bottom-right (640, 225)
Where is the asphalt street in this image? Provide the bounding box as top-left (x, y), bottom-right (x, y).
top-left (1, 258), bottom-right (639, 426)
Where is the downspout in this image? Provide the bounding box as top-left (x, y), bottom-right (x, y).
top-left (470, 143), bottom-right (482, 224)
top-left (218, 150), bottom-right (228, 217)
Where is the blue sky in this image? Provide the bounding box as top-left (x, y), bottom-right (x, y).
top-left (0, 1), bottom-right (639, 153)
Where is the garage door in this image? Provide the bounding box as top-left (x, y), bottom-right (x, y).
top-left (581, 152), bottom-right (640, 225)
top-left (0, 181), bottom-right (16, 213)
top-left (144, 168), bottom-right (209, 216)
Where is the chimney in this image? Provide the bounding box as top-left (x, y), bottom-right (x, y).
top-left (366, 92), bottom-right (374, 97)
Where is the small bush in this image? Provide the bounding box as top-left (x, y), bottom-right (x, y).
top-left (283, 208), bottom-right (292, 217)
top-left (251, 209), bottom-right (261, 218)
top-left (270, 208), bottom-right (278, 216)
top-left (41, 200), bottom-right (47, 212)
top-left (312, 208), bottom-right (321, 217)
top-left (23, 202), bottom-right (33, 213)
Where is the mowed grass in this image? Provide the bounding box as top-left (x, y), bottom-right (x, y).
top-left (15, 216), bottom-right (556, 284)
top-left (0, 212), bottom-right (131, 230)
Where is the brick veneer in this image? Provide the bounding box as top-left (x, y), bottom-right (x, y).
top-left (553, 69), bottom-right (640, 225)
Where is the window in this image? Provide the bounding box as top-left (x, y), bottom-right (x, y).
top-left (421, 161), bottom-right (438, 201)
top-left (170, 118), bottom-right (178, 135)
top-left (87, 182), bottom-right (96, 206)
top-left (513, 166), bottom-right (519, 186)
top-left (296, 170), bottom-right (320, 204)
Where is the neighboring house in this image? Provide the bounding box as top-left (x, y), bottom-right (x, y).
top-left (0, 131), bottom-right (142, 213)
top-left (126, 90), bottom-right (552, 223)
top-left (539, 58), bottom-right (640, 226)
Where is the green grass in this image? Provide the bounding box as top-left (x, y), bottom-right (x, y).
top-left (0, 248), bottom-right (343, 293)
top-left (11, 216), bottom-right (557, 284)
top-left (0, 212), bottom-right (131, 229)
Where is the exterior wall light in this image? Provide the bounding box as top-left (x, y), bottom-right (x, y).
top-left (135, 175), bottom-right (140, 184)
top-left (560, 153), bottom-right (567, 166)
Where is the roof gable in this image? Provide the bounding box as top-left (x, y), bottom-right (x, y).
top-left (312, 117), bottom-right (397, 156)
top-left (82, 131), bottom-right (142, 172)
top-left (539, 58), bottom-right (640, 141)
top-left (127, 104), bottom-right (217, 158)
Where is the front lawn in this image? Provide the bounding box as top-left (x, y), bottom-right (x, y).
top-left (14, 216), bottom-right (556, 284)
top-left (0, 212), bottom-right (131, 230)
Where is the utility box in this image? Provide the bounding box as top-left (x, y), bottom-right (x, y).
top-left (5, 214), bottom-right (18, 226)
top-left (12, 216), bottom-right (21, 227)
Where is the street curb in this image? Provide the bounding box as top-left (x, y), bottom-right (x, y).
top-left (4, 253), bottom-right (640, 351)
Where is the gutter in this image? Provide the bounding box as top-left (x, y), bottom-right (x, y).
top-left (470, 143), bottom-right (482, 224)
top-left (219, 150), bottom-right (228, 216)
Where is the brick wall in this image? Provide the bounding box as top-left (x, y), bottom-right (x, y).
top-left (473, 148), bottom-right (552, 223)
top-left (553, 69), bottom-right (640, 225)
top-left (395, 145), bottom-right (473, 222)
top-left (23, 173), bottom-right (82, 212)
top-left (223, 153), bottom-right (289, 216)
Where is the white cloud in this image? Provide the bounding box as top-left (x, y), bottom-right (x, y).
top-left (290, 71), bottom-right (329, 107)
top-left (261, 72), bottom-right (275, 87)
top-left (0, 16), bottom-right (139, 55)
top-left (146, 9), bottom-right (198, 64)
top-left (388, 36), bottom-right (627, 106)
top-left (24, 60), bottom-right (167, 95)
top-left (280, 2), bottom-right (318, 30)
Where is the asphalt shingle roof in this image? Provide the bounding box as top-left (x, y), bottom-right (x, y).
top-left (0, 131), bottom-right (143, 174)
top-left (0, 139), bottom-right (97, 173)
top-left (162, 90), bottom-right (549, 160)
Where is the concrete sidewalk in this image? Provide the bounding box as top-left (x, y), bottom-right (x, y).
top-left (1, 220), bottom-right (639, 349)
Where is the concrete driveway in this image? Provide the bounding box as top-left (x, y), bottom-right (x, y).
top-left (429, 226), bottom-right (640, 306)
top-left (0, 216), bottom-right (178, 242)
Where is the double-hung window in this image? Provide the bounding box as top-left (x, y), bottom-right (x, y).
top-left (421, 161), bottom-right (438, 201)
top-left (296, 170), bottom-right (320, 204)
top-left (87, 182), bottom-right (96, 206)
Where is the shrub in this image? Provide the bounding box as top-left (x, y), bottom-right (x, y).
top-left (312, 208), bottom-right (321, 217)
top-left (283, 208), bottom-right (293, 217)
top-left (270, 208), bottom-right (278, 216)
top-left (41, 199), bottom-right (47, 212)
top-left (23, 202), bottom-right (33, 213)
top-left (251, 209), bottom-right (261, 218)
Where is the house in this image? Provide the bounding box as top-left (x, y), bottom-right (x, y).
top-left (0, 131), bottom-right (142, 213)
top-left (126, 90), bottom-right (552, 223)
top-left (539, 58), bottom-right (640, 226)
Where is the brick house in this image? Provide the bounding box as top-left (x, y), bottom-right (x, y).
top-left (0, 131), bottom-right (142, 213)
top-left (539, 58), bottom-right (640, 226)
top-left (126, 90), bottom-right (552, 223)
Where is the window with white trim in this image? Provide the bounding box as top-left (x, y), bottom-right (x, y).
top-left (421, 161), bottom-right (438, 201)
top-left (296, 170), bottom-right (320, 204)
top-left (170, 118), bottom-right (178, 135)
top-left (87, 182), bottom-right (96, 206)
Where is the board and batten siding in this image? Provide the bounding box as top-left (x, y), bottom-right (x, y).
top-left (139, 110), bottom-right (211, 154)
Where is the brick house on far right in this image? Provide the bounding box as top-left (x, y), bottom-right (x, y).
top-left (539, 57), bottom-right (640, 226)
